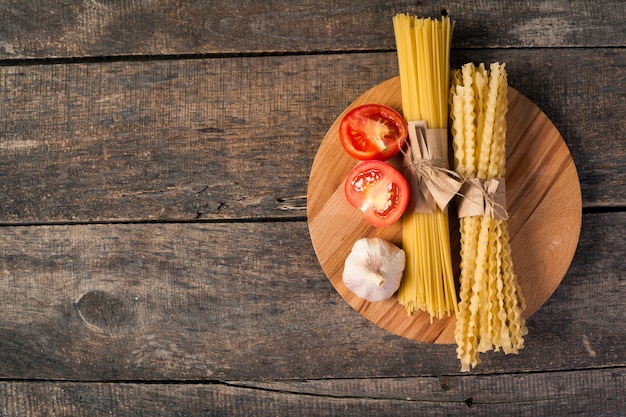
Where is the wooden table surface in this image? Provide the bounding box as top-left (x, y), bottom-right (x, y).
top-left (0, 1), bottom-right (624, 415)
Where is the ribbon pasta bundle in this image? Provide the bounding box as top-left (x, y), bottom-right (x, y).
top-left (392, 14), bottom-right (459, 321)
top-left (450, 62), bottom-right (528, 371)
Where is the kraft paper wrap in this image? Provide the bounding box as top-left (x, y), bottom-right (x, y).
top-left (457, 176), bottom-right (508, 220)
top-left (403, 121), bottom-right (462, 214)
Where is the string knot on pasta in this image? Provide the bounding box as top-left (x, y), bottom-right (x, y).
top-left (402, 121), bottom-right (463, 213)
top-left (457, 174), bottom-right (509, 220)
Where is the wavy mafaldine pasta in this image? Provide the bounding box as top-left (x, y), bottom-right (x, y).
top-left (450, 62), bottom-right (527, 371)
top-left (393, 13), bottom-right (458, 321)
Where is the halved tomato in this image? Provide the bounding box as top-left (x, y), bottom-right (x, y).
top-left (339, 104), bottom-right (408, 161)
top-left (344, 160), bottom-right (410, 228)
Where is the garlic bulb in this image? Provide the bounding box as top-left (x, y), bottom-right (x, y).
top-left (342, 238), bottom-right (406, 302)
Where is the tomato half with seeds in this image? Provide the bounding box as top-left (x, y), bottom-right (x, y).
top-left (344, 160), bottom-right (410, 228)
top-left (339, 104), bottom-right (408, 161)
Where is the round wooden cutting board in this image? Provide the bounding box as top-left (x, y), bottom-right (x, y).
top-left (307, 76), bottom-right (582, 344)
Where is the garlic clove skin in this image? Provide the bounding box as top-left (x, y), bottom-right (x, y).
top-left (342, 238), bottom-right (406, 302)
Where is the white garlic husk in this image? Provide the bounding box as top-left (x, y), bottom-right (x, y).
top-left (342, 237), bottom-right (406, 302)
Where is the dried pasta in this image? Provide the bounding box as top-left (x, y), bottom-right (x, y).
top-left (393, 13), bottom-right (458, 321)
top-left (450, 62), bottom-right (527, 371)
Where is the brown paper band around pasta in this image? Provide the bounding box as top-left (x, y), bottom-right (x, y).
top-left (457, 176), bottom-right (508, 220)
top-left (402, 121), bottom-right (463, 214)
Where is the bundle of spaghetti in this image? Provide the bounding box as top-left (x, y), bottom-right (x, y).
top-left (392, 13), bottom-right (458, 321)
top-left (450, 62), bottom-right (528, 371)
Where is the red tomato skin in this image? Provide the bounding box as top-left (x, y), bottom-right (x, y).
top-left (339, 104), bottom-right (408, 161)
top-left (344, 160), bottom-right (410, 228)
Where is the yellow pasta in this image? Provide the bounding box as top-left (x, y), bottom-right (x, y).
top-left (393, 13), bottom-right (458, 321)
top-left (450, 62), bottom-right (527, 371)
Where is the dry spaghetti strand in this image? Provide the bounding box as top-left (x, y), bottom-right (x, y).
top-left (393, 13), bottom-right (458, 321)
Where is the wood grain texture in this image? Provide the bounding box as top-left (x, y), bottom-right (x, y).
top-left (0, 368), bottom-right (624, 416)
top-left (0, 0), bottom-right (623, 414)
top-left (0, 49), bottom-right (623, 225)
top-left (0, 0), bottom-right (623, 59)
top-left (307, 78), bottom-right (581, 343)
top-left (0, 212), bottom-right (623, 382)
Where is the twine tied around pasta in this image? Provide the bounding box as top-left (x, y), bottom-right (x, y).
top-left (402, 121), bottom-right (509, 220)
top-left (402, 121), bottom-right (463, 214)
top-left (457, 176), bottom-right (509, 220)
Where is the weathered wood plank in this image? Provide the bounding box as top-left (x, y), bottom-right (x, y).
top-left (0, 50), bottom-right (623, 224)
top-left (0, 0), bottom-right (623, 59)
top-left (0, 368), bottom-right (624, 416)
top-left (0, 212), bottom-right (623, 381)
